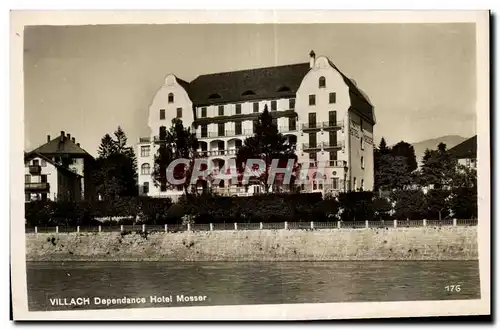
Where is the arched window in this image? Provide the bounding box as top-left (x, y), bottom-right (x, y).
top-left (319, 76), bottom-right (326, 88)
top-left (141, 163), bottom-right (151, 175)
top-left (168, 93), bottom-right (174, 103)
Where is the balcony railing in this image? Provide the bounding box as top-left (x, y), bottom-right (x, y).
top-left (321, 121), bottom-right (344, 129)
top-left (322, 142), bottom-right (343, 149)
top-left (29, 165), bottom-right (41, 175)
top-left (301, 123), bottom-right (320, 130)
top-left (139, 137), bottom-right (151, 143)
top-left (303, 160), bottom-right (346, 169)
top-left (197, 148), bottom-right (240, 157)
top-left (25, 182), bottom-right (50, 191)
top-left (197, 129), bottom-right (253, 139)
top-left (302, 143), bottom-right (321, 151)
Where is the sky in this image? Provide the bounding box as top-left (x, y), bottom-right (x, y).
top-left (23, 23), bottom-right (477, 157)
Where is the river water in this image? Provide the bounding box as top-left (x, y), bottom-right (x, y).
top-left (26, 261), bottom-right (480, 311)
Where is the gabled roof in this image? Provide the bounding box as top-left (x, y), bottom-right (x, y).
top-left (30, 134), bottom-right (92, 157)
top-left (448, 135), bottom-right (477, 159)
top-left (187, 63), bottom-right (310, 107)
top-left (24, 152), bottom-right (83, 178)
top-left (327, 59), bottom-right (375, 124)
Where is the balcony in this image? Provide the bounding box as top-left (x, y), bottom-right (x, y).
top-left (139, 137), bottom-right (151, 143)
top-left (328, 160), bottom-right (347, 167)
top-left (301, 123), bottom-right (321, 132)
top-left (25, 182), bottom-right (50, 191)
top-left (304, 160), bottom-right (346, 169)
top-left (322, 142), bottom-right (343, 150)
top-left (302, 143), bottom-right (321, 151)
top-left (197, 129), bottom-right (253, 139)
top-left (321, 121), bottom-right (344, 130)
top-left (29, 165), bottom-right (41, 175)
top-left (197, 148), bottom-right (240, 157)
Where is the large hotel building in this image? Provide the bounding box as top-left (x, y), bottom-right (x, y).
top-left (137, 51), bottom-right (376, 200)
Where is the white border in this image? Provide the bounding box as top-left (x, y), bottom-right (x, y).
top-left (10, 10), bottom-right (491, 320)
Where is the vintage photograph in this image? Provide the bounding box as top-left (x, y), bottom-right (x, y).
top-left (10, 10), bottom-right (490, 320)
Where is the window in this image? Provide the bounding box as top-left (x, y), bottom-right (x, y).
top-left (176, 108), bottom-right (182, 118)
top-left (218, 123), bottom-right (225, 137)
top-left (329, 151), bottom-right (338, 162)
top-left (24, 160), bottom-right (29, 167)
top-left (309, 152), bottom-right (317, 162)
top-left (277, 86), bottom-right (291, 92)
top-left (201, 124), bottom-right (208, 138)
top-left (361, 179), bottom-right (364, 191)
top-left (329, 131), bottom-right (337, 147)
top-left (289, 98), bottom-right (295, 109)
top-left (41, 159), bottom-right (47, 167)
top-left (253, 102), bottom-right (259, 113)
top-left (361, 137), bottom-right (364, 150)
top-left (361, 157), bottom-right (364, 169)
top-left (308, 113), bottom-right (317, 128)
top-left (25, 193), bottom-right (30, 202)
top-left (319, 76), bottom-right (326, 88)
top-left (289, 117), bottom-right (296, 131)
top-left (235, 121), bottom-right (242, 135)
top-left (168, 93), bottom-right (174, 103)
top-left (235, 104), bottom-right (242, 115)
top-left (353, 177), bottom-right (357, 191)
top-left (309, 133), bottom-right (317, 148)
top-left (141, 163), bottom-right (151, 175)
top-left (218, 105), bottom-right (224, 116)
top-left (160, 109), bottom-right (165, 120)
top-left (309, 94), bottom-right (316, 106)
top-left (201, 107), bottom-right (207, 118)
top-left (329, 111), bottom-right (337, 126)
top-left (253, 120), bottom-right (257, 133)
top-left (33, 159), bottom-right (40, 166)
top-left (25, 174), bottom-right (30, 183)
top-left (41, 175), bottom-right (47, 183)
top-left (329, 92), bottom-right (336, 104)
top-left (143, 182), bottom-right (149, 194)
top-left (332, 177), bottom-right (339, 190)
top-left (141, 146), bottom-right (150, 157)
top-left (208, 93), bottom-right (221, 99)
top-left (271, 100), bottom-right (277, 111)
top-left (160, 185), bottom-right (167, 192)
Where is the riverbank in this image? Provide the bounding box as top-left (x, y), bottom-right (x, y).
top-left (25, 226), bottom-right (478, 261)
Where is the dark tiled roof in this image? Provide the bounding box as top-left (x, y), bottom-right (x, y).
top-left (187, 63), bottom-right (310, 107)
top-left (184, 60), bottom-right (375, 124)
top-left (327, 60), bottom-right (375, 124)
top-left (24, 152), bottom-right (83, 178)
top-left (448, 135), bottom-right (477, 159)
top-left (30, 135), bottom-right (92, 157)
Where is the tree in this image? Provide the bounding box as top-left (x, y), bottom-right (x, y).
top-left (338, 191), bottom-right (374, 221)
top-left (425, 189), bottom-right (451, 221)
top-left (151, 118), bottom-right (199, 195)
top-left (375, 154), bottom-right (412, 191)
top-left (372, 196), bottom-right (393, 220)
top-left (391, 141), bottom-right (418, 173)
top-left (391, 189), bottom-right (426, 220)
top-left (97, 134), bottom-right (117, 159)
top-left (236, 106), bottom-right (298, 193)
top-left (449, 187), bottom-right (477, 219)
top-left (92, 127), bottom-right (138, 200)
top-left (378, 137), bottom-right (391, 156)
top-left (419, 143), bottom-right (457, 189)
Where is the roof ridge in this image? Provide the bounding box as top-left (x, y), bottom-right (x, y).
top-left (190, 62), bottom-right (309, 80)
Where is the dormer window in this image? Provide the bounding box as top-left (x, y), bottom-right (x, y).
top-left (208, 93), bottom-right (221, 99)
top-left (277, 86), bottom-right (291, 92)
top-left (319, 76), bottom-right (326, 88)
top-left (242, 90), bottom-right (256, 96)
top-left (168, 93), bottom-right (174, 103)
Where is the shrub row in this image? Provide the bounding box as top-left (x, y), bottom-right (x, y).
top-left (25, 188), bottom-right (477, 227)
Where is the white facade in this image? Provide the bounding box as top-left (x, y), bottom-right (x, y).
top-left (24, 156), bottom-right (82, 202)
top-left (137, 53), bottom-right (375, 199)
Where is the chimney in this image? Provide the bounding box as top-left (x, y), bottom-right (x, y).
top-left (47, 135), bottom-right (51, 142)
top-left (72, 137), bottom-right (75, 143)
top-left (309, 50), bottom-right (316, 68)
top-left (77, 143), bottom-right (80, 147)
top-left (60, 131), bottom-right (65, 142)
top-left (67, 133), bottom-right (71, 140)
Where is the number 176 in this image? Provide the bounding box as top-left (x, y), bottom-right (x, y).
top-left (445, 285), bottom-right (461, 292)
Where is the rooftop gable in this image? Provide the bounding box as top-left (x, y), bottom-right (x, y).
top-left (30, 132), bottom-right (93, 158)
